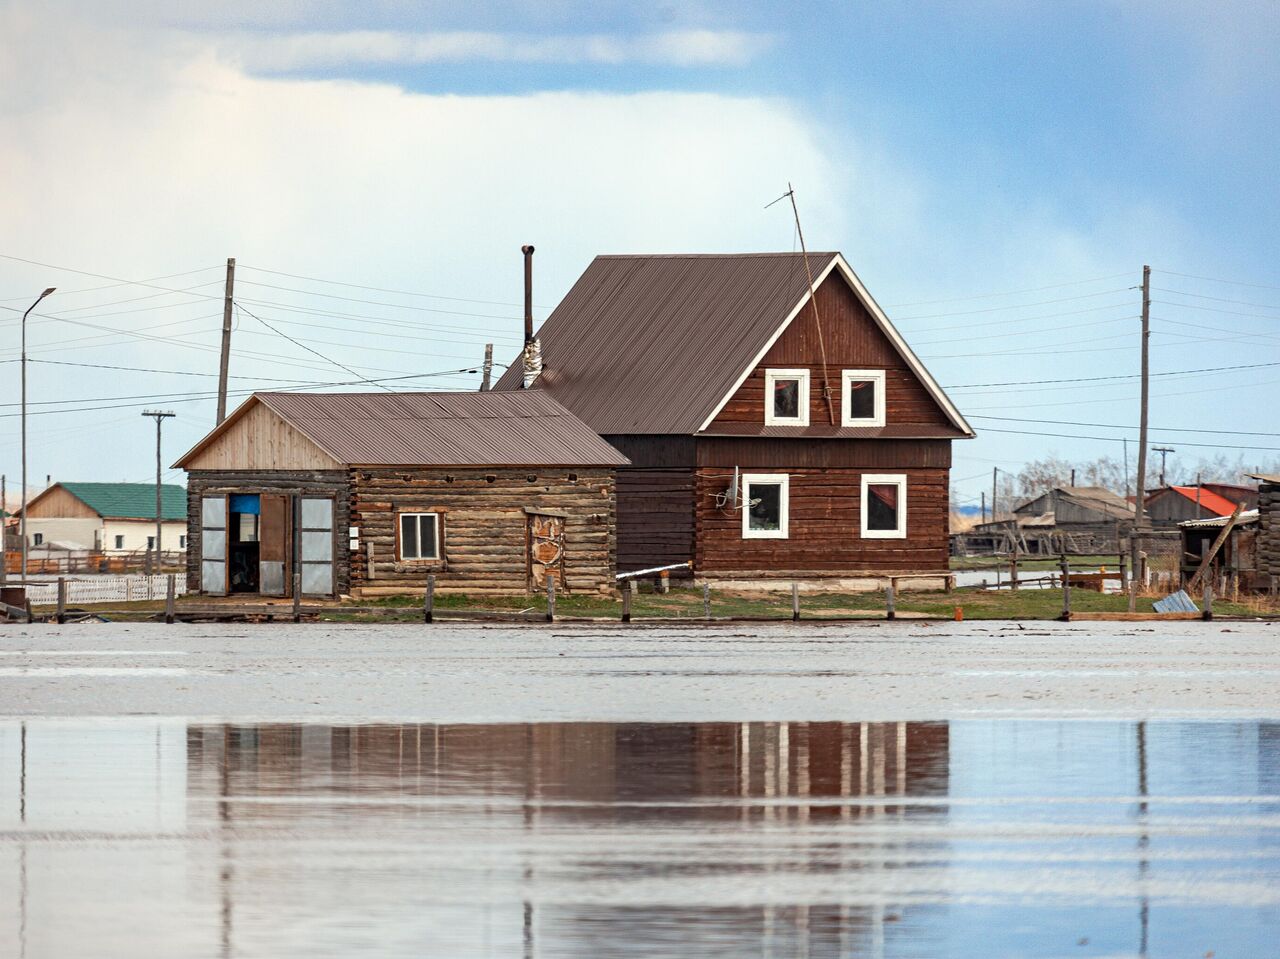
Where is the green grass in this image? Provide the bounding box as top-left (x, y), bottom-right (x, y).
top-left (950, 554), bottom-right (1123, 571)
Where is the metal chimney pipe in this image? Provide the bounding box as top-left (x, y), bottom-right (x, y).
top-left (521, 244), bottom-right (535, 345)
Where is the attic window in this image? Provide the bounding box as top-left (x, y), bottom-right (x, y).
top-left (764, 369), bottom-right (810, 426)
top-left (842, 369), bottom-right (886, 427)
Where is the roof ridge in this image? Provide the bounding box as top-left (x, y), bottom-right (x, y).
top-left (594, 252), bottom-right (838, 260)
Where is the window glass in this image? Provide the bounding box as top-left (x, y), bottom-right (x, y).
top-left (748, 483), bottom-right (782, 532)
top-left (237, 513), bottom-right (259, 543)
top-left (147, 536), bottom-right (156, 549)
top-left (33, 533), bottom-right (43, 546)
top-left (772, 378), bottom-right (800, 419)
top-left (867, 483), bottom-right (900, 531)
top-left (847, 379), bottom-right (876, 420)
top-left (115, 535), bottom-right (124, 549)
top-left (179, 536), bottom-right (186, 549)
top-left (400, 513), bottom-right (439, 560)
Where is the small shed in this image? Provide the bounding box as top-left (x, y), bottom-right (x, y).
top-left (1145, 484), bottom-right (1251, 528)
top-left (175, 391), bottom-right (629, 599)
top-left (1179, 509), bottom-right (1265, 592)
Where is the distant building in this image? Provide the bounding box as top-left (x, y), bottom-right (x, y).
top-left (1011, 485), bottom-right (1132, 552)
top-left (1145, 484), bottom-right (1256, 528)
top-left (22, 482), bottom-right (187, 554)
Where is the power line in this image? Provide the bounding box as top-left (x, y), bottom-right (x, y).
top-left (238, 263), bottom-right (552, 310)
top-left (235, 300), bottom-right (396, 391)
top-left (0, 264), bottom-right (221, 302)
top-left (882, 271), bottom-right (1132, 308)
top-left (1152, 287), bottom-right (1280, 312)
top-left (969, 414), bottom-right (1280, 438)
top-left (1150, 299), bottom-right (1280, 321)
top-left (235, 279), bottom-right (542, 322)
top-left (908, 314), bottom-right (1132, 348)
top-left (13, 357), bottom-right (507, 380)
top-left (1155, 268), bottom-right (1280, 294)
top-left (943, 359), bottom-right (1280, 389)
top-left (893, 287), bottom-right (1133, 321)
top-left (977, 425), bottom-right (1280, 453)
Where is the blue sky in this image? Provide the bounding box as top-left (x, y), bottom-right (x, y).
top-left (1, 1), bottom-right (1277, 509)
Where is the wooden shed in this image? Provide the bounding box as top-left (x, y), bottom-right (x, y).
top-left (1250, 473), bottom-right (1280, 583)
top-left (1144, 484), bottom-right (1251, 528)
top-left (493, 252), bottom-right (973, 587)
top-left (174, 391), bottom-right (628, 599)
top-left (1011, 486), bottom-right (1133, 552)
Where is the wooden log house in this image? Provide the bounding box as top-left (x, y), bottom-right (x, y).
top-left (174, 391), bottom-right (627, 599)
top-left (494, 252), bottom-right (974, 586)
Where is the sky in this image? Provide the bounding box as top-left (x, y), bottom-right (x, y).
top-left (1, 0), bottom-right (1278, 512)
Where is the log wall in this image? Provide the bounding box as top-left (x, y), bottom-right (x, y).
top-left (1260, 482), bottom-right (1280, 577)
top-left (695, 465), bottom-right (950, 576)
top-left (349, 467), bottom-right (617, 595)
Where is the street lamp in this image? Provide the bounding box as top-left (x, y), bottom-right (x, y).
top-left (20, 287), bottom-right (55, 586)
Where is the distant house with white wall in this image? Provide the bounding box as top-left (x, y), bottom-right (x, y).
top-left (22, 482), bottom-right (187, 553)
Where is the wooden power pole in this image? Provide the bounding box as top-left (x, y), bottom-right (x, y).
top-left (992, 467), bottom-right (999, 520)
top-left (216, 257), bottom-right (236, 424)
top-left (480, 343), bottom-right (493, 391)
top-left (1130, 265), bottom-right (1151, 604)
top-left (142, 410), bottom-right (176, 558)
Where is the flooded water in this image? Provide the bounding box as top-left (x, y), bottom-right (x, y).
top-left (2, 718), bottom-right (1277, 958)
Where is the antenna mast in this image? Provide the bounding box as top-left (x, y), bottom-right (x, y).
top-left (774, 184), bottom-right (836, 425)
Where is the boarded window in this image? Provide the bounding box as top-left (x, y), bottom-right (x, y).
top-left (742, 473), bottom-right (789, 539)
top-left (399, 513), bottom-right (440, 561)
top-left (861, 474), bottom-right (907, 538)
top-left (764, 369), bottom-right (809, 426)
top-left (842, 370), bottom-right (886, 427)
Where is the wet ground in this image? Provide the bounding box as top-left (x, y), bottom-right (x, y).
top-left (1, 622), bottom-right (1278, 957)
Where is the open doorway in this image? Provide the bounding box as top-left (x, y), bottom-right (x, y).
top-left (229, 494), bottom-right (260, 593)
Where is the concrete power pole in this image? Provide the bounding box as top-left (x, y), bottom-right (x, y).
top-left (142, 411), bottom-right (176, 560)
top-left (1130, 266), bottom-right (1151, 607)
top-left (216, 257), bottom-right (236, 424)
top-left (480, 343), bottom-right (493, 391)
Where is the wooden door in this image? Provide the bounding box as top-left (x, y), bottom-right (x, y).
top-left (259, 493), bottom-right (289, 597)
top-left (526, 511), bottom-right (566, 592)
top-left (299, 496), bottom-right (335, 598)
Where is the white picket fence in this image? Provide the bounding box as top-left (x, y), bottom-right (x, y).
top-left (22, 574), bottom-right (188, 606)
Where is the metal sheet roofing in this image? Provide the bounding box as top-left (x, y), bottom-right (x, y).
top-left (181, 391), bottom-right (629, 468)
top-left (1166, 485), bottom-right (1239, 517)
top-left (494, 253), bottom-right (834, 433)
top-left (55, 482), bottom-right (186, 520)
top-left (1179, 509), bottom-right (1259, 529)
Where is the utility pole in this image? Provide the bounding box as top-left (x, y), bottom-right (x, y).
top-left (980, 491), bottom-right (986, 524)
top-left (1153, 447), bottom-right (1175, 488)
top-left (1, 473), bottom-right (6, 586)
top-left (1123, 438), bottom-right (1130, 500)
top-left (1195, 472), bottom-right (1203, 518)
top-left (1070, 468), bottom-right (1076, 487)
top-left (992, 467), bottom-right (999, 520)
top-left (142, 411), bottom-right (176, 558)
top-left (480, 343), bottom-right (493, 391)
top-left (216, 257), bottom-right (236, 424)
top-left (1131, 265), bottom-right (1151, 584)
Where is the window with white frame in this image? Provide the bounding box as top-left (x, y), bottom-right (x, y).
top-left (114, 535), bottom-right (124, 549)
top-left (842, 369), bottom-right (886, 427)
top-left (764, 369), bottom-right (810, 426)
top-left (861, 474), bottom-right (907, 538)
top-left (742, 473), bottom-right (789, 538)
top-left (32, 532), bottom-right (43, 546)
top-left (399, 512), bottom-right (441, 560)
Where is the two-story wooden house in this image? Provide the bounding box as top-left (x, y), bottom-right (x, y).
top-left (494, 252), bottom-right (973, 585)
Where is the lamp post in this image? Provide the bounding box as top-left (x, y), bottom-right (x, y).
top-left (20, 288), bottom-right (55, 586)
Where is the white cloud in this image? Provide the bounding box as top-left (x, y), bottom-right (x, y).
top-left (211, 28), bottom-right (774, 72)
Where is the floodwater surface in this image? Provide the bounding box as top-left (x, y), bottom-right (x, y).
top-left (1, 719), bottom-right (1277, 958)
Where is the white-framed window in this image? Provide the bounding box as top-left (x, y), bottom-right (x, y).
top-left (764, 369), bottom-right (810, 426)
top-left (398, 512), bottom-right (441, 561)
top-left (861, 474), bottom-right (907, 539)
top-left (114, 535), bottom-right (124, 549)
top-left (842, 369), bottom-right (886, 427)
top-left (742, 473), bottom-right (789, 539)
top-left (32, 532), bottom-right (43, 546)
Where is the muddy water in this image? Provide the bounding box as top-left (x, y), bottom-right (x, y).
top-left (1, 719), bottom-right (1277, 958)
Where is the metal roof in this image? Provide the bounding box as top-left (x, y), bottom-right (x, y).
top-left (37, 482), bottom-right (187, 520)
top-left (179, 391), bottom-right (629, 468)
top-left (1180, 509), bottom-right (1259, 529)
top-left (492, 253), bottom-right (972, 436)
top-left (1164, 485), bottom-right (1239, 517)
top-left (1248, 473), bottom-right (1280, 485)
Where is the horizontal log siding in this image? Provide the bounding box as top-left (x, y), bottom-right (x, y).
top-left (1261, 483), bottom-right (1280, 577)
top-left (615, 469), bottom-right (696, 574)
top-left (697, 437), bottom-right (951, 470)
top-left (695, 466), bottom-right (950, 576)
top-left (708, 270), bottom-right (955, 433)
top-left (349, 468), bottom-right (616, 595)
top-left (184, 470), bottom-right (350, 594)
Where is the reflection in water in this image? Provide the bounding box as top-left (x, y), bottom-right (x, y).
top-left (1, 720), bottom-right (1278, 958)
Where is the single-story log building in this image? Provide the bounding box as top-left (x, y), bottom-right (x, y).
top-left (174, 391), bottom-right (628, 599)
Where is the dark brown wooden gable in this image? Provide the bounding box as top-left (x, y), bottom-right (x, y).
top-left (706, 271), bottom-right (956, 434)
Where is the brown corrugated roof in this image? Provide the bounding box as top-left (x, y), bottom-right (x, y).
top-left (492, 254), bottom-right (837, 434)
top-left (492, 252), bottom-right (971, 437)
top-left (176, 391), bottom-right (629, 468)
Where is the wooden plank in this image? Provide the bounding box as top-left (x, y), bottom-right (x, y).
top-left (1066, 611), bottom-right (1201, 622)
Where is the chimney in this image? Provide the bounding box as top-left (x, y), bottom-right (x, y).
top-left (522, 244), bottom-right (535, 346)
top-left (520, 244), bottom-right (542, 388)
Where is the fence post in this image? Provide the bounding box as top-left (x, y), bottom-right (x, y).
top-left (621, 579), bottom-right (632, 623)
top-left (703, 583), bottom-right (711, 621)
top-left (886, 582), bottom-right (896, 620)
top-left (1060, 555), bottom-right (1071, 620)
top-left (126, 578), bottom-right (133, 604)
top-left (546, 575), bottom-right (556, 623)
top-left (56, 577), bottom-right (66, 624)
top-left (1119, 551), bottom-right (1128, 592)
top-left (791, 582), bottom-right (800, 622)
top-left (1009, 545), bottom-right (1019, 592)
top-left (424, 572), bottom-right (435, 624)
top-left (1203, 580), bottom-right (1213, 621)
top-left (292, 572), bottom-right (302, 623)
top-left (165, 574), bottom-right (176, 624)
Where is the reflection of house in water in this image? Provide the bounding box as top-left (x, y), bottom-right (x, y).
top-left (186, 721), bottom-right (950, 957)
